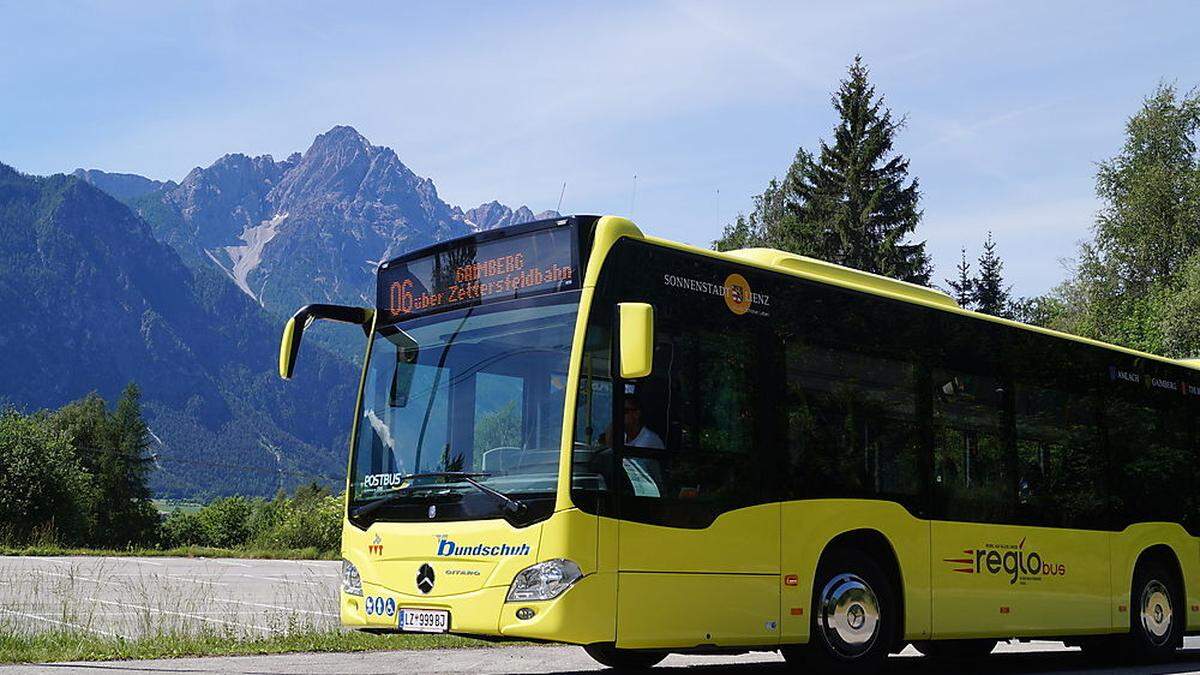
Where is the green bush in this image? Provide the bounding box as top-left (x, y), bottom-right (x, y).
top-left (0, 409), bottom-right (93, 545)
top-left (160, 509), bottom-right (205, 548)
top-left (157, 488), bottom-right (343, 555)
top-left (196, 496), bottom-right (256, 548)
top-left (263, 495), bottom-right (342, 551)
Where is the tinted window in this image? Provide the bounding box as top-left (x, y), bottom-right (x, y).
top-left (1013, 384), bottom-right (1105, 528)
top-left (784, 341), bottom-right (924, 509)
top-left (1108, 387), bottom-right (1197, 531)
top-left (570, 238), bottom-right (1200, 533)
top-left (931, 368), bottom-right (1012, 522)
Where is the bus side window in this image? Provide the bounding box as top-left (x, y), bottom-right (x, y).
top-left (1014, 385), bottom-right (1104, 529)
top-left (1107, 395), bottom-right (1193, 530)
top-left (932, 369), bottom-right (1013, 523)
top-left (784, 342), bottom-right (922, 506)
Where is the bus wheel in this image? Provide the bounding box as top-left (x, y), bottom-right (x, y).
top-left (1129, 558), bottom-right (1181, 662)
top-left (583, 644), bottom-right (666, 670)
top-left (912, 639), bottom-right (995, 660)
top-left (804, 549), bottom-right (896, 672)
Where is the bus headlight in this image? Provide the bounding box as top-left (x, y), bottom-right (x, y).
top-left (506, 559), bottom-right (583, 602)
top-left (342, 559), bottom-right (363, 596)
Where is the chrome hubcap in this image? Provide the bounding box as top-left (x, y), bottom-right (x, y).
top-left (1140, 580), bottom-right (1172, 645)
top-left (819, 573), bottom-right (881, 657)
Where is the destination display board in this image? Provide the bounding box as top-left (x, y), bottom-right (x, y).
top-left (376, 224), bottom-right (578, 323)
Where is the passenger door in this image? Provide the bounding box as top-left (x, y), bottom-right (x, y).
top-left (929, 365), bottom-right (1110, 638)
top-left (613, 299), bottom-right (782, 650)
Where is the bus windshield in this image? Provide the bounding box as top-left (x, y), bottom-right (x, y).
top-left (350, 293), bottom-right (578, 523)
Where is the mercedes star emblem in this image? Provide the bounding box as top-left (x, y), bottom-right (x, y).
top-left (428, 504), bottom-right (437, 519)
top-left (416, 563), bottom-right (435, 594)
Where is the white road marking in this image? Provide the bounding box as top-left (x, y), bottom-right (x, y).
top-left (0, 607), bottom-right (126, 639)
top-left (291, 561), bottom-right (336, 569)
top-left (111, 557), bottom-right (165, 566)
top-left (211, 597), bottom-right (338, 618)
top-left (34, 570), bottom-right (122, 587)
top-left (239, 573), bottom-right (326, 586)
top-left (7, 556), bottom-right (70, 565)
top-left (213, 560), bottom-right (252, 568)
top-left (87, 597), bottom-right (273, 634)
top-left (164, 575), bottom-right (230, 586)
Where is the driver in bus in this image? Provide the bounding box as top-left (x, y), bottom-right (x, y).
top-left (622, 395), bottom-right (664, 450)
top-left (603, 394), bottom-right (665, 497)
top-left (598, 394), bottom-right (664, 449)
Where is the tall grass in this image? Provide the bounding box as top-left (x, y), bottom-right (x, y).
top-left (0, 629), bottom-right (489, 664)
top-left (0, 558), bottom-right (505, 664)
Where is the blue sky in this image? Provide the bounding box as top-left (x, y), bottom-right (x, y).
top-left (3, 1), bottom-right (1198, 296)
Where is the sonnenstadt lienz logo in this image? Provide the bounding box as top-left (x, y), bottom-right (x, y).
top-left (662, 272), bottom-right (771, 316)
top-left (943, 536), bottom-right (1066, 585)
top-left (435, 535), bottom-right (531, 557)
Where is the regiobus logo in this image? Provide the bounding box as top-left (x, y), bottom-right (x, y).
top-left (943, 536), bottom-right (1066, 585)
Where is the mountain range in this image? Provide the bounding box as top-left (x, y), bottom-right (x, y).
top-left (2, 126), bottom-right (556, 497)
top-left (123, 126), bottom-right (556, 316)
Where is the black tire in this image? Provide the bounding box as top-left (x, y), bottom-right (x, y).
top-left (1128, 558), bottom-right (1182, 663)
top-left (583, 644), bottom-right (667, 670)
top-left (912, 638), bottom-right (995, 660)
top-left (803, 547), bottom-right (898, 673)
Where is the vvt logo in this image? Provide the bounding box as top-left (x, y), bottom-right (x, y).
top-left (943, 536), bottom-right (1066, 585)
top-left (435, 534), bottom-right (531, 557)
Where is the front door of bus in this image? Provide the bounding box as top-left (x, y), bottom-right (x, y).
top-left (613, 326), bottom-right (781, 650)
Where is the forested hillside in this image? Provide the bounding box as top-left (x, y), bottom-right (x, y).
top-left (0, 164), bottom-right (357, 498)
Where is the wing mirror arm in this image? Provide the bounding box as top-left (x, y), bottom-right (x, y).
top-left (279, 304), bottom-right (374, 380)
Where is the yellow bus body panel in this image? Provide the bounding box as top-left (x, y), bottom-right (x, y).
top-left (929, 521), bottom-right (1109, 638)
top-left (613, 504), bottom-right (781, 648)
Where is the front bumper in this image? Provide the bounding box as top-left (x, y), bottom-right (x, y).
top-left (342, 571), bottom-right (616, 644)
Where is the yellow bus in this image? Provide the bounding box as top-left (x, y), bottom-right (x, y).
top-left (279, 215), bottom-right (1200, 670)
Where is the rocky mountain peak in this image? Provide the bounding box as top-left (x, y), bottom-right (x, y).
top-left (463, 201), bottom-right (560, 231)
top-left (269, 125), bottom-right (395, 209)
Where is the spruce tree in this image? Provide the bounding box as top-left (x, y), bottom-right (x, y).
top-left (974, 232), bottom-right (1012, 317)
top-left (715, 56), bottom-right (932, 284)
top-left (97, 383), bottom-right (158, 547)
top-left (946, 247), bottom-right (976, 308)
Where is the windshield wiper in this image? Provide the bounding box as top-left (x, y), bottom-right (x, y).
top-left (351, 471), bottom-right (528, 520)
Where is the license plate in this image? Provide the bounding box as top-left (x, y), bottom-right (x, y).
top-left (398, 608), bottom-right (449, 633)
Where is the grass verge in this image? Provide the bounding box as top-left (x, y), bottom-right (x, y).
top-left (0, 629), bottom-right (498, 664)
top-left (0, 545), bottom-right (335, 560)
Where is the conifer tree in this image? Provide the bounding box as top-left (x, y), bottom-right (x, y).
top-left (974, 231), bottom-right (1012, 317)
top-left (715, 57), bottom-right (932, 284)
top-left (96, 383), bottom-right (158, 547)
top-left (946, 247), bottom-right (976, 308)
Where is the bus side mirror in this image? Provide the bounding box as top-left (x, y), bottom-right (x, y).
top-left (279, 315), bottom-right (305, 380)
top-left (279, 304), bottom-right (374, 380)
top-left (618, 302), bottom-right (654, 379)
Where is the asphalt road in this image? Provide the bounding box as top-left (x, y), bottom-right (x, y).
top-left (0, 556), bottom-right (339, 639)
top-left (6, 641), bottom-right (1200, 674)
